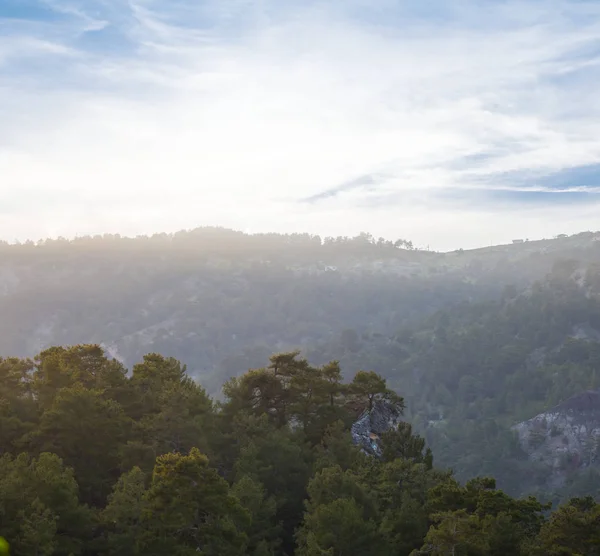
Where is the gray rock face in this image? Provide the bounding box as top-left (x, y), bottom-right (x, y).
top-left (513, 390), bottom-right (600, 485)
top-left (351, 399), bottom-right (404, 456)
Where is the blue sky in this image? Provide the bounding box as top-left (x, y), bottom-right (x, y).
top-left (1, 0), bottom-right (600, 250)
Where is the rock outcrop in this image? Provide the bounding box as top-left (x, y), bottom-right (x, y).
top-left (513, 390), bottom-right (600, 485)
top-left (351, 399), bottom-right (404, 456)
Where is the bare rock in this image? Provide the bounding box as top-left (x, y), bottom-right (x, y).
top-left (513, 390), bottom-right (600, 485)
top-left (351, 399), bottom-right (404, 456)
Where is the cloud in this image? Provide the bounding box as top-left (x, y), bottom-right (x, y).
top-left (302, 173), bottom-right (391, 203)
top-left (1, 0), bottom-right (600, 250)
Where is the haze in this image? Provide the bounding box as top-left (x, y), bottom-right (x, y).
top-left (2, 0), bottom-right (600, 250)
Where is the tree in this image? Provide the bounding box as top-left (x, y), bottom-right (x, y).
top-left (424, 477), bottom-right (548, 555)
top-left (0, 452), bottom-right (91, 556)
top-left (369, 457), bottom-right (449, 554)
top-left (31, 347), bottom-right (74, 410)
top-left (0, 357), bottom-right (36, 453)
top-left (303, 466), bottom-right (377, 515)
top-left (349, 371), bottom-right (405, 413)
top-left (231, 475), bottom-right (281, 556)
top-left (232, 416), bottom-right (311, 554)
top-left (320, 361), bottom-right (345, 408)
top-left (533, 497), bottom-right (600, 555)
top-left (222, 351), bottom-right (313, 428)
top-left (313, 421), bottom-right (365, 472)
top-left (297, 498), bottom-right (385, 556)
top-left (413, 510), bottom-right (489, 555)
top-left (101, 467), bottom-right (147, 556)
top-left (381, 422), bottom-right (433, 467)
top-left (31, 345), bottom-right (128, 410)
top-left (34, 385), bottom-right (131, 505)
top-left (296, 465), bottom-right (387, 554)
top-left (394, 238), bottom-right (414, 250)
top-left (289, 363), bottom-right (330, 439)
top-left (128, 353), bottom-right (190, 418)
top-left (131, 378), bottom-right (214, 465)
top-left (139, 448), bottom-right (249, 555)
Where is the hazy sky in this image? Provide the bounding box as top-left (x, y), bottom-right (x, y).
top-left (1, 0), bottom-right (600, 251)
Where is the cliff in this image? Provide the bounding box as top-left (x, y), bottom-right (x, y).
top-left (351, 399), bottom-right (404, 456)
top-left (513, 390), bottom-right (600, 485)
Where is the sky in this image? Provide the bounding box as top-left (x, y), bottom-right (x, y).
top-left (1, 0), bottom-right (600, 251)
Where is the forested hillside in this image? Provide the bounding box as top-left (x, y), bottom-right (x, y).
top-left (2, 228), bottom-right (600, 502)
top-left (1, 345), bottom-right (599, 555)
top-left (313, 261), bottom-right (600, 503)
top-left (2, 229), bottom-right (600, 390)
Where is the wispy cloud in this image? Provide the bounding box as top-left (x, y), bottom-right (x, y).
top-left (1, 0), bottom-right (600, 250)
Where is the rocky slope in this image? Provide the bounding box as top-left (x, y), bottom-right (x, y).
top-left (514, 390), bottom-right (600, 487)
top-left (351, 399), bottom-right (404, 456)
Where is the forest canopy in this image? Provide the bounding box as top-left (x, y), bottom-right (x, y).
top-left (1, 344), bottom-right (599, 555)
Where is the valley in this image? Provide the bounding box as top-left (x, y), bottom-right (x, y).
top-left (2, 228), bottom-right (600, 502)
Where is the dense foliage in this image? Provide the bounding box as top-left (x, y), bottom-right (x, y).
top-left (1, 345), bottom-right (599, 555)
